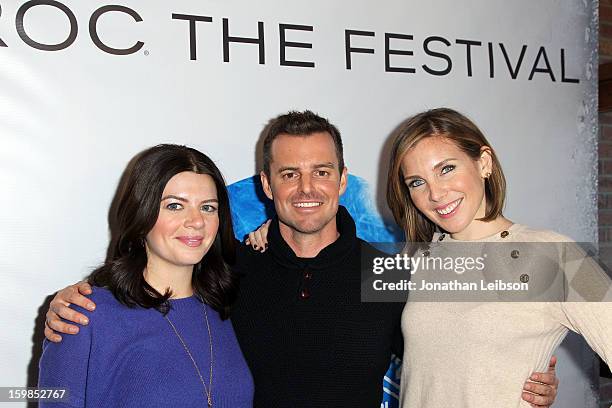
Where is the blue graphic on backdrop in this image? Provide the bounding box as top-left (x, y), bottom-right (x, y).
top-left (227, 174), bottom-right (404, 407)
top-left (228, 174), bottom-right (404, 242)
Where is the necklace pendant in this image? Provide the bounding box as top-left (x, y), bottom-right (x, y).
top-left (207, 395), bottom-right (212, 407)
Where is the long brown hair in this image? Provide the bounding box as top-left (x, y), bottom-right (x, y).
top-left (386, 108), bottom-right (506, 242)
top-left (89, 144), bottom-right (237, 319)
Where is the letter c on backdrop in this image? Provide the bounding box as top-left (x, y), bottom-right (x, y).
top-left (89, 5), bottom-right (144, 55)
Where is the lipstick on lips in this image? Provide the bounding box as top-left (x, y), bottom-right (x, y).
top-left (176, 236), bottom-right (204, 247)
top-left (435, 198), bottom-right (462, 219)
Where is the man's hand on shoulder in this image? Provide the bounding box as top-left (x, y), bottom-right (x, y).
top-left (44, 281), bottom-right (96, 343)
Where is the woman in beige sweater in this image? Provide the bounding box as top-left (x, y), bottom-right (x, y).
top-left (386, 108), bottom-right (612, 407)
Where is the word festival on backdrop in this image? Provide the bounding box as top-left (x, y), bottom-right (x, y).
top-left (1, 0), bottom-right (581, 83)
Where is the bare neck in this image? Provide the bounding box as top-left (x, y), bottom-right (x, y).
top-left (143, 264), bottom-right (194, 299)
top-left (450, 216), bottom-right (513, 241)
top-left (278, 218), bottom-right (340, 258)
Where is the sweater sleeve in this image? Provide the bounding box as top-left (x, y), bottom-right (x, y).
top-left (562, 242), bottom-right (612, 301)
top-left (558, 301), bottom-right (612, 369)
top-left (38, 305), bottom-right (93, 408)
top-left (234, 239), bottom-right (262, 278)
top-left (556, 241), bottom-right (612, 369)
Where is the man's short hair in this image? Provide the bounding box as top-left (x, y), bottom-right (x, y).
top-left (262, 110), bottom-right (345, 177)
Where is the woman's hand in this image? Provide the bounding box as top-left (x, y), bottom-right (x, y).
top-left (44, 281), bottom-right (96, 342)
top-left (245, 220), bottom-right (271, 252)
top-left (521, 356), bottom-right (559, 407)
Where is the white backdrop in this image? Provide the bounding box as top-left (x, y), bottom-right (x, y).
top-left (0, 0), bottom-right (600, 406)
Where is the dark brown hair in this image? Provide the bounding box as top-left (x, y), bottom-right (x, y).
top-left (262, 110), bottom-right (344, 176)
top-left (89, 144), bottom-right (237, 319)
top-left (387, 108), bottom-right (506, 242)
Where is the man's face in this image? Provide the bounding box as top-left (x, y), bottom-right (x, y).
top-left (261, 132), bottom-right (348, 236)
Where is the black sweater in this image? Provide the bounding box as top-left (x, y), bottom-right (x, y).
top-left (231, 206), bottom-right (404, 408)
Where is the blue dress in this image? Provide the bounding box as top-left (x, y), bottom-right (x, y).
top-left (38, 287), bottom-right (254, 407)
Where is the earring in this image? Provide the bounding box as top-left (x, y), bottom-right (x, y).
top-left (484, 171), bottom-right (491, 179)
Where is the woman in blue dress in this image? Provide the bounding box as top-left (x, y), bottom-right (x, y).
top-left (38, 144), bottom-right (254, 407)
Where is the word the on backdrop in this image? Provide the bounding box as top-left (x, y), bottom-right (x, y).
top-left (0, 1), bottom-right (580, 83)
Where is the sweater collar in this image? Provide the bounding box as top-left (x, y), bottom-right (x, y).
top-left (267, 205), bottom-right (357, 270)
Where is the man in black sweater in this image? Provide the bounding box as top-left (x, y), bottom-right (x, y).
top-left (44, 111), bottom-right (559, 407)
top-left (232, 204), bottom-right (403, 407)
top-left (230, 111), bottom-right (404, 407)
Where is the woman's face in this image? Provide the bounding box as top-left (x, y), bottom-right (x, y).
top-left (145, 171), bottom-right (219, 272)
top-left (400, 136), bottom-right (491, 238)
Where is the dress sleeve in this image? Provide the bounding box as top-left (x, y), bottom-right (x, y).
top-left (38, 305), bottom-right (92, 408)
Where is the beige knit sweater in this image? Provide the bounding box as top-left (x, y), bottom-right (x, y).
top-left (399, 224), bottom-right (612, 407)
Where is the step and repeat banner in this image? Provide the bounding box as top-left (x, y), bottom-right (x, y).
top-left (0, 1), bottom-right (599, 406)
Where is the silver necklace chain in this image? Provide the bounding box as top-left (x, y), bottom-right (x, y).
top-left (164, 300), bottom-right (213, 407)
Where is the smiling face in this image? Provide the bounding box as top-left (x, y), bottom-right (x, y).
top-left (400, 136), bottom-right (492, 239)
top-left (261, 132), bottom-right (347, 237)
top-left (145, 171), bottom-right (219, 273)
